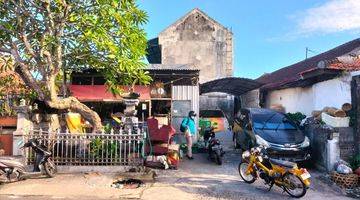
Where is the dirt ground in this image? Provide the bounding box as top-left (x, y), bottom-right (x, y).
top-left (0, 131), bottom-right (351, 200)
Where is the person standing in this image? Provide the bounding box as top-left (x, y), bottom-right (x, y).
top-left (180, 111), bottom-right (196, 160)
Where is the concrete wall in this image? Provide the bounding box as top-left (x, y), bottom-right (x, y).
top-left (240, 89), bottom-right (260, 108)
top-left (312, 75), bottom-right (352, 111)
top-left (265, 87), bottom-right (314, 115)
top-left (158, 9), bottom-right (233, 83)
top-left (264, 72), bottom-right (359, 115)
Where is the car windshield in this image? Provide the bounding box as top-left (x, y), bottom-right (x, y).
top-left (252, 111), bottom-right (297, 130)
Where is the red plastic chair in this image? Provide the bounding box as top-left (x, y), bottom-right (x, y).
top-left (146, 118), bottom-right (176, 155)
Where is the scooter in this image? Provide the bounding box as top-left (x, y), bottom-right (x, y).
top-left (0, 138), bottom-right (57, 183)
top-left (203, 127), bottom-right (225, 165)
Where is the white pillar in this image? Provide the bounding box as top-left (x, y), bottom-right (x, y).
top-left (12, 106), bottom-right (32, 156)
top-left (326, 132), bottom-right (340, 171)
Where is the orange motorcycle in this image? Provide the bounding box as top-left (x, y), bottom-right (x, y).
top-left (238, 146), bottom-right (311, 198)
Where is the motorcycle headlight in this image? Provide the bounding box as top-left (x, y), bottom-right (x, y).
top-left (255, 135), bottom-right (270, 148)
top-left (300, 136), bottom-right (310, 148)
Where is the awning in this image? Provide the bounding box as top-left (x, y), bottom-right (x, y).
top-left (200, 77), bottom-right (263, 96)
top-left (69, 85), bottom-right (150, 102)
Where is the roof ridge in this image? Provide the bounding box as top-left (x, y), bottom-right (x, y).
top-left (256, 37), bottom-right (360, 84)
top-left (159, 8), bottom-right (231, 36)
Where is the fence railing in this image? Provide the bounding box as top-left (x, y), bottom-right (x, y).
top-left (23, 128), bottom-right (146, 166)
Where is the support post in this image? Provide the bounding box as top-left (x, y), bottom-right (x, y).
top-left (12, 105), bottom-right (32, 156)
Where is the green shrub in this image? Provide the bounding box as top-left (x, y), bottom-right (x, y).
top-left (350, 154), bottom-right (360, 170)
top-left (287, 112), bottom-right (306, 125)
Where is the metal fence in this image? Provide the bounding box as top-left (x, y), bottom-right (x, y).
top-left (23, 128), bottom-right (146, 166)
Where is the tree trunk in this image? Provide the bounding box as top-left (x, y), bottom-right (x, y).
top-left (46, 96), bottom-right (102, 133)
top-left (15, 65), bottom-right (102, 133)
top-left (47, 75), bottom-right (102, 133)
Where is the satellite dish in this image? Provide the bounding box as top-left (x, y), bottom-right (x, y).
top-left (317, 60), bottom-right (326, 69)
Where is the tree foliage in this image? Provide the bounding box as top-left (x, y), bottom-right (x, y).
top-left (0, 0), bottom-right (151, 131)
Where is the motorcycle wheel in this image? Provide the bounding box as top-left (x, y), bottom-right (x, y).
top-left (238, 162), bottom-right (256, 184)
top-left (44, 158), bottom-right (57, 178)
top-left (282, 173), bottom-right (307, 198)
top-left (215, 150), bottom-right (222, 165)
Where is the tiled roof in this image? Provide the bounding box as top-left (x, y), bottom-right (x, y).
top-left (256, 38), bottom-right (360, 90)
top-left (328, 57), bottom-right (360, 70)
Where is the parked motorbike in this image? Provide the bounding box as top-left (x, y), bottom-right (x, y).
top-left (204, 127), bottom-right (225, 165)
top-left (0, 138), bottom-right (57, 183)
top-left (238, 146), bottom-right (311, 198)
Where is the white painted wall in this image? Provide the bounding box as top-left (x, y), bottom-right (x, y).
top-left (312, 75), bottom-right (352, 111)
top-left (265, 87), bottom-right (314, 116)
top-left (264, 72), bottom-right (359, 116)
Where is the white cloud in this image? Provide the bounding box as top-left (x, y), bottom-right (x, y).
top-left (296, 0), bottom-right (360, 34)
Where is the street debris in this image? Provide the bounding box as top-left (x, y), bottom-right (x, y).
top-left (111, 178), bottom-right (144, 189)
top-left (335, 160), bottom-right (353, 174)
top-left (346, 187), bottom-right (360, 199)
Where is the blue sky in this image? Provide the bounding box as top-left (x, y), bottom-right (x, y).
top-left (138, 0), bottom-right (360, 79)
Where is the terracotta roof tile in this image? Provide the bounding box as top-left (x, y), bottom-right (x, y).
top-left (256, 38), bottom-right (360, 90)
top-left (328, 58), bottom-right (360, 70)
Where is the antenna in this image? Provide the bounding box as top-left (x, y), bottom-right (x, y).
top-left (305, 47), bottom-right (317, 59)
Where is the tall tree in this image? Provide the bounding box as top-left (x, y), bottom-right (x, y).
top-left (0, 0), bottom-right (151, 132)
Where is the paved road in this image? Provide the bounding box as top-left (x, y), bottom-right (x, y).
top-left (0, 131), bottom-right (350, 200)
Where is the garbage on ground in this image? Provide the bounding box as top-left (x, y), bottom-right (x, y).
top-left (335, 160), bottom-right (353, 174)
top-left (115, 167), bottom-right (157, 183)
top-left (330, 159), bottom-right (359, 189)
top-left (337, 164), bottom-right (353, 174)
top-left (145, 155), bottom-right (169, 169)
top-left (145, 151), bottom-right (179, 170)
top-left (330, 171), bottom-right (358, 189)
top-left (346, 187), bottom-right (360, 199)
top-left (111, 178), bottom-right (144, 189)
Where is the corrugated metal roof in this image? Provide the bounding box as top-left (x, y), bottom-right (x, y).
top-left (200, 77), bottom-right (263, 96)
top-left (146, 64), bottom-right (200, 71)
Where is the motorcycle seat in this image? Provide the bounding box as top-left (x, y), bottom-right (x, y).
top-left (269, 158), bottom-right (297, 168)
top-left (0, 159), bottom-right (25, 169)
top-left (0, 156), bottom-right (21, 160)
